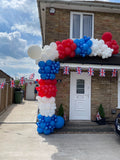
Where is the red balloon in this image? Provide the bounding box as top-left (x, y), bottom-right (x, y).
top-left (62, 40), bottom-right (67, 47)
top-left (102, 32), bottom-right (112, 42)
top-left (70, 51), bottom-right (75, 58)
top-left (71, 43), bottom-right (77, 50)
top-left (64, 47), bottom-right (71, 56)
top-left (56, 41), bottom-right (61, 45)
top-left (57, 44), bottom-right (64, 51)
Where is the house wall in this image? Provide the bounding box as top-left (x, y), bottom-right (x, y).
top-left (45, 8), bottom-right (119, 121)
top-left (56, 69), bottom-right (118, 121)
top-left (45, 8), bottom-right (120, 51)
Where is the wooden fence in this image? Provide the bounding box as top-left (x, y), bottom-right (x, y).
top-left (0, 83), bottom-right (14, 114)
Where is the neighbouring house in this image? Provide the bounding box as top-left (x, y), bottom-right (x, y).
top-left (0, 70), bottom-right (12, 83)
top-left (0, 70), bottom-right (13, 113)
top-left (24, 79), bottom-right (36, 100)
top-left (37, 0), bottom-right (120, 122)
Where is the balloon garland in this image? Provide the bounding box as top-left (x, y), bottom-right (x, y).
top-left (27, 32), bottom-right (119, 135)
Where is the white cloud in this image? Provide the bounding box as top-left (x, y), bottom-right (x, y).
top-left (0, 0), bottom-right (27, 10)
top-left (11, 24), bottom-right (41, 36)
top-left (0, 56), bottom-right (39, 79)
top-left (0, 31), bottom-right (27, 58)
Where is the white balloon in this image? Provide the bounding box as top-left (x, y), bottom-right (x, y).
top-left (27, 45), bottom-right (41, 59)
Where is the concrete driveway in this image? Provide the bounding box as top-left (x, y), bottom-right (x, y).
top-left (0, 101), bottom-right (120, 160)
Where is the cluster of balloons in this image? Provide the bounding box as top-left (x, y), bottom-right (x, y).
top-left (56, 39), bottom-right (77, 59)
top-left (37, 114), bottom-right (64, 135)
top-left (74, 36), bottom-right (93, 57)
top-left (36, 79), bottom-right (57, 85)
top-left (36, 84), bottom-right (57, 98)
top-left (102, 32), bottom-right (119, 54)
top-left (38, 60), bottom-right (60, 80)
top-left (90, 38), bottom-right (113, 59)
top-left (37, 96), bottom-right (56, 117)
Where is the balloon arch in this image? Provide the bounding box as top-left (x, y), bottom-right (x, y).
top-left (28, 32), bottom-right (119, 135)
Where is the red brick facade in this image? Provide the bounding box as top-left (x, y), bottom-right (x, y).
top-left (43, 7), bottom-right (120, 121)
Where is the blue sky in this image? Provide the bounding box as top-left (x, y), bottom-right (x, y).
top-left (0, 0), bottom-right (120, 80)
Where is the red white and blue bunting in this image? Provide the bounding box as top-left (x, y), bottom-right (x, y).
top-left (112, 69), bottom-right (117, 77)
top-left (10, 80), bottom-right (15, 88)
top-left (62, 67), bottom-right (118, 77)
top-left (0, 82), bottom-right (5, 89)
top-left (99, 69), bottom-right (105, 77)
top-left (77, 67), bottom-right (82, 74)
top-left (63, 66), bottom-right (69, 75)
top-left (88, 68), bottom-right (94, 76)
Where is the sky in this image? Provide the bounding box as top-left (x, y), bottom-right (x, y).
top-left (0, 0), bottom-right (120, 80)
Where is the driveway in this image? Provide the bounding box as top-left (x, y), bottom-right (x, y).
top-left (0, 101), bottom-right (120, 160)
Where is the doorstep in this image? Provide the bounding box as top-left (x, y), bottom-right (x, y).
top-left (54, 121), bottom-right (115, 134)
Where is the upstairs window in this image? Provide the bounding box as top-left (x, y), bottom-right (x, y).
top-left (70, 12), bottom-right (94, 39)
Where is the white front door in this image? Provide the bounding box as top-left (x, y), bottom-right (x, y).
top-left (70, 72), bottom-right (91, 120)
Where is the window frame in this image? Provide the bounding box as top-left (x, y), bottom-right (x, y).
top-left (70, 11), bottom-right (94, 39)
top-left (76, 79), bottom-right (85, 94)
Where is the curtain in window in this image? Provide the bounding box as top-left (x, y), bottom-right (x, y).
top-left (72, 14), bottom-right (80, 39)
top-left (83, 15), bottom-right (92, 38)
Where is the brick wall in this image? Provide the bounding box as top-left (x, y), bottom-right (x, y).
top-left (45, 8), bottom-right (120, 51)
top-left (45, 8), bottom-right (120, 121)
top-left (91, 71), bottom-right (117, 121)
top-left (56, 69), bottom-right (118, 121)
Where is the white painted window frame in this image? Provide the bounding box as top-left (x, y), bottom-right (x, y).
top-left (70, 11), bottom-right (94, 39)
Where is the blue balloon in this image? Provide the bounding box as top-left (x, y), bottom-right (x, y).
top-left (75, 48), bottom-right (81, 55)
top-left (37, 127), bottom-right (43, 134)
top-left (50, 128), bottom-right (54, 133)
top-left (46, 60), bottom-right (53, 66)
top-left (38, 68), bottom-right (42, 74)
top-left (82, 44), bottom-right (89, 51)
top-left (50, 120), bottom-right (55, 127)
top-left (79, 38), bottom-right (85, 45)
top-left (45, 66), bottom-right (51, 73)
top-left (44, 129), bottom-right (51, 135)
top-left (74, 39), bottom-right (79, 47)
top-left (55, 116), bottom-right (64, 129)
top-left (45, 116), bottom-right (51, 123)
top-left (41, 74), bottom-right (46, 80)
top-left (37, 114), bottom-right (43, 119)
top-left (50, 74), bottom-right (55, 80)
top-left (87, 48), bottom-right (92, 55)
top-left (86, 40), bottom-right (93, 47)
top-left (40, 122), bottom-right (46, 129)
top-left (38, 61), bottom-right (45, 67)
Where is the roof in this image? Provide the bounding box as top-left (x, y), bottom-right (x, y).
top-left (59, 54), bottom-right (120, 66)
top-left (0, 70), bottom-right (12, 81)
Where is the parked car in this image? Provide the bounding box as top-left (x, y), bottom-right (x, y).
top-left (115, 113), bottom-right (120, 136)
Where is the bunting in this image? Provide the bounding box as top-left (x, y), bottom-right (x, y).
top-left (29, 73), bottom-right (35, 79)
top-left (77, 67), bottom-right (82, 74)
top-left (20, 77), bottom-right (25, 86)
top-left (99, 69), bottom-right (105, 77)
top-left (88, 68), bottom-right (94, 76)
top-left (63, 66), bottom-right (69, 75)
top-left (112, 69), bottom-right (117, 77)
top-left (10, 80), bottom-right (15, 88)
top-left (0, 82), bottom-right (5, 89)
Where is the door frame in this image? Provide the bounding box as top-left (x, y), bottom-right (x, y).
top-left (69, 71), bottom-right (91, 120)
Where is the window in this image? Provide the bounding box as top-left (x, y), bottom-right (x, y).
top-left (70, 12), bottom-right (94, 39)
top-left (76, 79), bottom-right (84, 94)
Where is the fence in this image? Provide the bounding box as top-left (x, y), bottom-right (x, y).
top-left (0, 83), bottom-right (14, 114)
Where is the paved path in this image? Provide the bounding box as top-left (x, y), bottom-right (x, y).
top-left (0, 101), bottom-right (120, 160)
